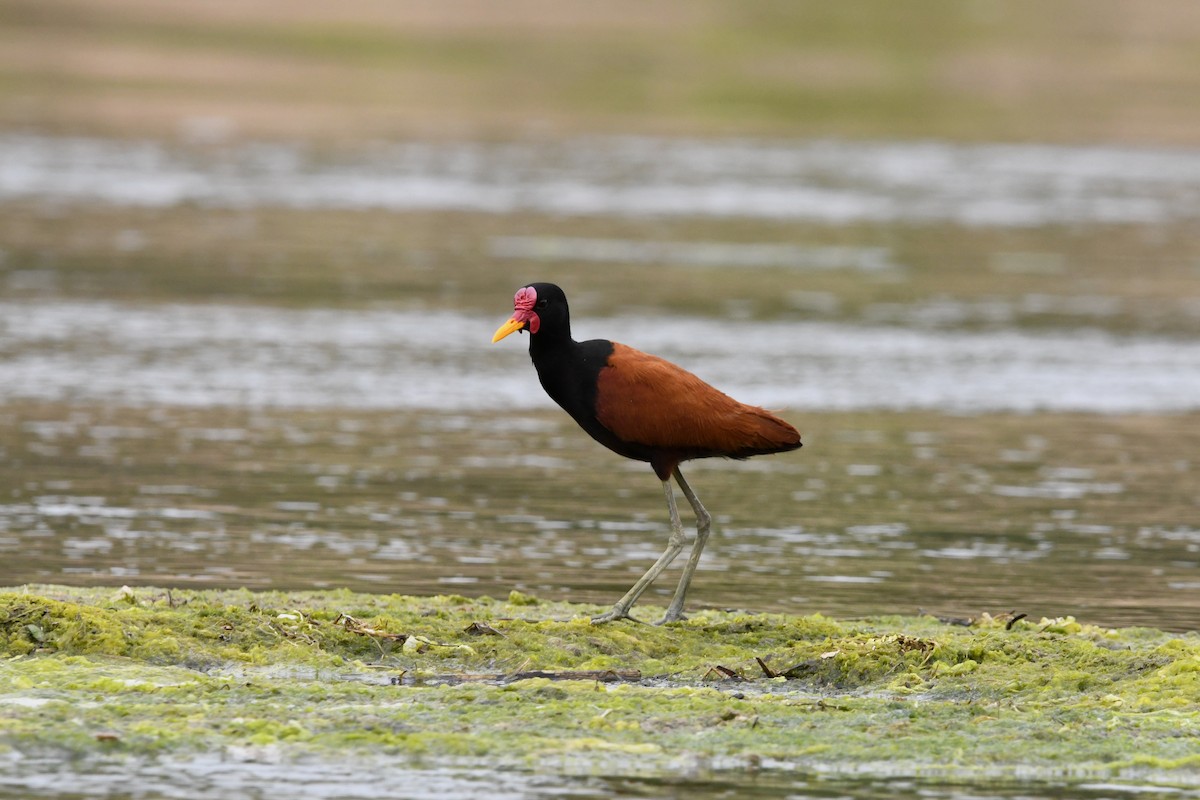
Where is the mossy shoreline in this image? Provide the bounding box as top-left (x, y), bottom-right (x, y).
top-left (1, 585), bottom-right (1198, 789)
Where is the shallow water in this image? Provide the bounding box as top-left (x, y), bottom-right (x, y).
top-left (4, 134), bottom-right (1200, 227)
top-left (2, 400), bottom-right (1197, 631)
top-left (3, 299), bottom-right (1200, 413)
top-left (2, 752), bottom-right (1197, 800)
top-left (3, 131), bottom-right (1200, 795)
top-left (2, 298), bottom-right (1199, 630)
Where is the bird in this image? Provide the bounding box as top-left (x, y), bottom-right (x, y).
top-left (492, 282), bottom-right (802, 624)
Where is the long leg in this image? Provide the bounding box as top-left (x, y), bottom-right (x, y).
top-left (657, 467), bottom-right (712, 624)
top-left (590, 479), bottom-right (687, 624)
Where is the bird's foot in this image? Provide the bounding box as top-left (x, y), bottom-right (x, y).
top-left (590, 606), bottom-right (640, 625)
top-left (653, 610), bottom-right (688, 626)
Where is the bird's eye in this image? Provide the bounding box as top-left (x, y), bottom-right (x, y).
top-left (536, 299), bottom-right (548, 310)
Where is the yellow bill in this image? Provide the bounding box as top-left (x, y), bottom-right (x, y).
top-left (491, 317), bottom-right (526, 343)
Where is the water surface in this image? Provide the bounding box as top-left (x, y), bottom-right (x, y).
top-left (3, 300), bottom-right (1199, 413)
top-left (6, 754), bottom-right (1195, 800)
top-left (4, 134), bottom-right (1200, 227)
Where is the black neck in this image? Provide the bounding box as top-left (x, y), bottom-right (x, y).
top-left (528, 326), bottom-right (574, 359)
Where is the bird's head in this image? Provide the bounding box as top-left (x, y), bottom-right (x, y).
top-left (492, 282), bottom-right (569, 342)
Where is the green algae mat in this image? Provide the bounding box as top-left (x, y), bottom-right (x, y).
top-left (2, 585), bottom-right (1198, 791)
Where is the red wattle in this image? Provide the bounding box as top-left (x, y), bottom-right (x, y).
top-left (513, 287), bottom-right (540, 333)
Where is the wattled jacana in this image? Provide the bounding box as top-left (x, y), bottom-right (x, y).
top-left (492, 283), bottom-right (802, 624)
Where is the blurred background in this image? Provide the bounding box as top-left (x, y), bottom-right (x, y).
top-left (1, 0), bottom-right (1199, 630)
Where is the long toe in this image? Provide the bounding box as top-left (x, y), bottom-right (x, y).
top-left (590, 607), bottom-right (639, 625)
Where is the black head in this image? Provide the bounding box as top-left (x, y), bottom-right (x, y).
top-left (491, 282), bottom-right (572, 343)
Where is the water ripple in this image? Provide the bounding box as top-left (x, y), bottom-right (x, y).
top-left (2, 300), bottom-right (1200, 413)
top-left (4, 135), bottom-right (1200, 226)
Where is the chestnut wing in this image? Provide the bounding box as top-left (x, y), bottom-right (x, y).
top-left (594, 343), bottom-right (800, 456)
